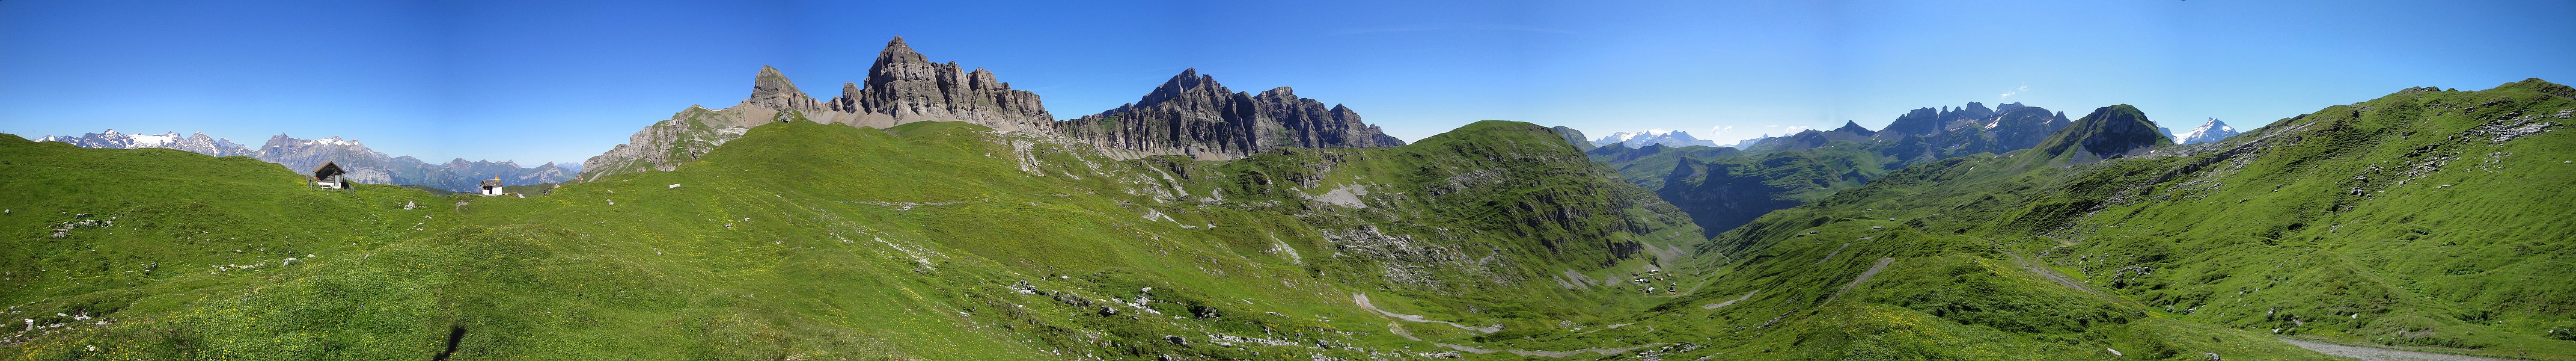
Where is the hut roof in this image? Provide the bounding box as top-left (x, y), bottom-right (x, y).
top-left (310, 162), bottom-right (346, 177)
top-left (481, 177), bottom-right (504, 187)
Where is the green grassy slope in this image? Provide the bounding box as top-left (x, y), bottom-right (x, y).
top-left (1555, 79), bottom-right (2575, 360)
top-left (8, 79), bottom-right (2565, 360)
top-left (2, 119), bottom-right (1700, 359)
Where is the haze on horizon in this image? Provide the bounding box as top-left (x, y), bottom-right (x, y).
top-left (3, 0), bottom-right (2571, 164)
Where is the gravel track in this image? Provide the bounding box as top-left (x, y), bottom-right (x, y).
top-left (2278, 338), bottom-right (2527, 361)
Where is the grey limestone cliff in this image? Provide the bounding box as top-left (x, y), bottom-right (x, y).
top-left (1055, 69), bottom-right (1404, 160)
top-left (580, 38), bottom-right (1402, 181)
top-left (581, 37), bottom-right (1057, 180)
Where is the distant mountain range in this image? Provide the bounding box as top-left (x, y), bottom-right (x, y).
top-left (1590, 129), bottom-right (1720, 148)
top-left (2161, 117), bottom-right (2241, 144)
top-left (1577, 100), bottom-right (2146, 235)
top-left (30, 129), bottom-right (576, 193)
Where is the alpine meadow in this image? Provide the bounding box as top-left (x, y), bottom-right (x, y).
top-left (4, 1), bottom-right (2575, 360)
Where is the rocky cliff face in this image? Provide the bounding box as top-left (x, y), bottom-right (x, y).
top-left (744, 66), bottom-right (823, 112)
top-left (582, 39), bottom-right (1402, 180)
top-left (1055, 69), bottom-right (1404, 160)
top-left (834, 37), bottom-right (1055, 132)
top-left (581, 37), bottom-right (1064, 180)
top-left (798, 37), bottom-right (1057, 132)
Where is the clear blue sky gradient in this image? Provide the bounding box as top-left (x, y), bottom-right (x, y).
top-left (5, 0), bottom-right (2572, 164)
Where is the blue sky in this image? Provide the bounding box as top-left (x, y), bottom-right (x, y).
top-left (4, 0), bottom-right (2572, 164)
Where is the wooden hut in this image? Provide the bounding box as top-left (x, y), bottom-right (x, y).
top-left (310, 162), bottom-right (349, 190)
top-left (479, 176), bottom-right (505, 196)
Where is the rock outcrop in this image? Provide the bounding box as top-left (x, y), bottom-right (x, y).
top-left (582, 37), bottom-right (1057, 180)
top-left (582, 38), bottom-right (1401, 180)
top-left (578, 104), bottom-right (777, 181)
top-left (831, 37), bottom-right (1055, 132)
top-left (1055, 69), bottom-right (1404, 159)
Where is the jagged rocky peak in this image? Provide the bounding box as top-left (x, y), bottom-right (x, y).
top-left (583, 36), bottom-right (1059, 182)
top-left (1129, 68), bottom-right (1235, 112)
top-left (743, 66), bottom-right (821, 111)
top-left (1831, 120), bottom-right (1876, 136)
top-left (843, 36), bottom-right (1055, 132)
top-left (1059, 68), bottom-right (1403, 160)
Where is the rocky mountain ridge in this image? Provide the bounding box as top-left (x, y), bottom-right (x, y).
top-left (1055, 69), bottom-right (1405, 160)
top-left (580, 37), bottom-right (1060, 180)
top-left (581, 38), bottom-right (1405, 180)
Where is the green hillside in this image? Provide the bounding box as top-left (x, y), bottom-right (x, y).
top-left (5, 80), bottom-right (2569, 360)
top-left (1578, 79), bottom-right (2572, 360)
top-left (2, 119), bottom-right (1700, 359)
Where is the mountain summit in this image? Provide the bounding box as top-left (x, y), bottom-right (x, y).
top-left (1054, 68), bottom-right (1405, 160)
top-left (581, 37), bottom-right (1058, 180)
top-left (582, 39), bottom-right (1405, 179)
top-left (2167, 117), bottom-right (2240, 144)
top-left (2030, 104), bottom-right (2170, 163)
top-left (838, 36), bottom-right (1055, 132)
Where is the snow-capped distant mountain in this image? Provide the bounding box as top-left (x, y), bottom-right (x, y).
top-left (32, 129), bottom-right (578, 193)
top-left (2170, 118), bottom-right (2240, 144)
top-left (34, 129), bottom-right (254, 157)
top-left (1591, 129), bottom-right (1721, 148)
